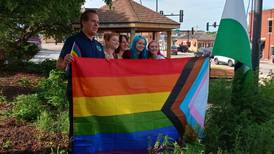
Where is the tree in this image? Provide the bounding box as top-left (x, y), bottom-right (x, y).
top-left (0, 0), bottom-right (83, 63)
top-left (0, 0), bottom-right (113, 63)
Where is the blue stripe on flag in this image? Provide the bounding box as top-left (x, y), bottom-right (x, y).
top-left (73, 126), bottom-right (179, 153)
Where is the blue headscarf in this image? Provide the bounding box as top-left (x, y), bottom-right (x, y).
top-left (130, 35), bottom-right (148, 59)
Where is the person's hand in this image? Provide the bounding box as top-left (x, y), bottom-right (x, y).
top-left (64, 54), bottom-right (73, 65)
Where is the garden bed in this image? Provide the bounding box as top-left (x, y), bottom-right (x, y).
top-left (0, 72), bottom-right (69, 153)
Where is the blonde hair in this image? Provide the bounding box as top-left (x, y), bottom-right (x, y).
top-left (104, 32), bottom-right (119, 42)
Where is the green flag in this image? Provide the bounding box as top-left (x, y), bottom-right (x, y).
top-left (213, 0), bottom-right (252, 68)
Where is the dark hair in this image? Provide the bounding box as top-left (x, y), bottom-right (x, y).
top-left (80, 9), bottom-right (98, 29)
top-left (115, 35), bottom-right (129, 53)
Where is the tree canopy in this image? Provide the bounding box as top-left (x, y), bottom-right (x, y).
top-left (0, 0), bottom-right (114, 63)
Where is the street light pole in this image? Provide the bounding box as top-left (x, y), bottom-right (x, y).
top-left (251, 0), bottom-right (263, 73)
top-left (156, 0), bottom-right (158, 12)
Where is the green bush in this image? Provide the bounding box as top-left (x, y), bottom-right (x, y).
top-left (205, 75), bottom-right (274, 153)
top-left (38, 70), bottom-right (68, 110)
top-left (0, 59), bottom-right (56, 77)
top-left (36, 111), bottom-right (69, 133)
top-left (6, 42), bottom-right (39, 63)
top-left (12, 94), bottom-right (42, 121)
top-left (55, 111), bottom-right (69, 134)
top-left (36, 111), bottom-right (55, 132)
top-left (17, 77), bottom-right (33, 87)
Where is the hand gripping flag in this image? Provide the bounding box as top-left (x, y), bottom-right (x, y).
top-left (72, 57), bottom-right (209, 154)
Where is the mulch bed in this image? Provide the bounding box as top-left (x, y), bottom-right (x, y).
top-left (0, 118), bottom-right (69, 154)
top-left (0, 72), bottom-right (69, 153)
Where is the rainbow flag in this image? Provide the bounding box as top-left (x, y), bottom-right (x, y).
top-left (72, 57), bottom-right (209, 153)
top-left (70, 42), bottom-right (81, 57)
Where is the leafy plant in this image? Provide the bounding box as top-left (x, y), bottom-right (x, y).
top-left (205, 75), bottom-right (274, 153)
top-left (17, 77), bottom-right (32, 87)
top-left (36, 111), bottom-right (69, 133)
top-left (50, 146), bottom-right (68, 154)
top-left (0, 140), bottom-right (12, 149)
top-left (38, 69), bottom-right (68, 109)
top-left (36, 111), bottom-right (55, 132)
top-left (0, 90), bottom-right (6, 103)
top-left (12, 94), bottom-right (41, 121)
top-left (55, 111), bottom-right (69, 134)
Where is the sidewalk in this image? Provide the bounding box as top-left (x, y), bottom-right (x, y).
top-left (29, 43), bottom-right (62, 63)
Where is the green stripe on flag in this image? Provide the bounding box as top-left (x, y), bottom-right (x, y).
top-left (74, 111), bottom-right (173, 135)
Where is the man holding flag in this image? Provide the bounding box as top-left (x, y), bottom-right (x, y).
top-left (56, 9), bottom-right (105, 144)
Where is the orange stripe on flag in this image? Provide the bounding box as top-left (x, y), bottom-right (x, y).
top-left (73, 74), bottom-right (180, 97)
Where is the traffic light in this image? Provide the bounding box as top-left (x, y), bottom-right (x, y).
top-left (179, 10), bottom-right (184, 22)
top-left (206, 22), bottom-right (209, 31)
top-left (191, 27), bottom-right (194, 35)
top-left (159, 10), bottom-right (164, 15)
top-left (213, 22), bottom-right (217, 28)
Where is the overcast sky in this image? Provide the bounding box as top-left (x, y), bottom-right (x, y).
top-left (85, 0), bottom-right (274, 31)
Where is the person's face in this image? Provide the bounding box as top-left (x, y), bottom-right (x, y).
top-left (120, 37), bottom-right (129, 51)
top-left (135, 39), bottom-right (145, 52)
top-left (108, 35), bottom-right (119, 50)
top-left (82, 13), bottom-right (99, 36)
top-left (149, 42), bottom-right (159, 56)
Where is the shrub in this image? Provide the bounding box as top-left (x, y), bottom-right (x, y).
top-left (55, 111), bottom-right (69, 134)
top-left (38, 70), bottom-right (68, 110)
top-left (36, 111), bottom-right (55, 132)
top-left (5, 42), bottom-right (39, 63)
top-left (205, 75), bottom-right (274, 153)
top-left (12, 94), bottom-right (42, 121)
top-left (36, 111), bottom-right (69, 133)
top-left (17, 77), bottom-right (33, 87)
top-left (0, 59), bottom-right (56, 77)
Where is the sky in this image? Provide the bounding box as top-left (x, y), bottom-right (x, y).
top-left (85, 0), bottom-right (274, 31)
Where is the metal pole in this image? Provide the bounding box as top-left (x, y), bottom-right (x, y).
top-left (156, 0), bottom-right (158, 12)
top-left (251, 0), bottom-right (263, 72)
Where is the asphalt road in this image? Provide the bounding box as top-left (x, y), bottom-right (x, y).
top-left (30, 44), bottom-right (274, 77)
top-left (172, 52), bottom-right (274, 76)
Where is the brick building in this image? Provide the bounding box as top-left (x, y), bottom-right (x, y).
top-left (250, 9), bottom-right (274, 63)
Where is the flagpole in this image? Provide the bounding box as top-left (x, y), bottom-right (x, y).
top-left (251, 0), bottom-right (263, 81)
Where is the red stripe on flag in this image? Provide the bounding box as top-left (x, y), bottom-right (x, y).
top-left (72, 58), bottom-right (192, 77)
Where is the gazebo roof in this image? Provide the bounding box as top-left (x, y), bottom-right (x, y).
top-left (97, 0), bottom-right (180, 32)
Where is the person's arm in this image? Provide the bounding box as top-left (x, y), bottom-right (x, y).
top-left (56, 37), bottom-right (74, 70)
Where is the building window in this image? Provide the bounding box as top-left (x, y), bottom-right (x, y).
top-left (271, 47), bottom-right (274, 56)
top-left (268, 20), bottom-right (273, 33)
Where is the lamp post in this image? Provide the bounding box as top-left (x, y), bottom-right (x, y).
top-left (156, 0), bottom-right (158, 12)
top-left (251, 0), bottom-right (263, 81)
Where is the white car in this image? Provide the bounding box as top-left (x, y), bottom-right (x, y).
top-left (213, 56), bottom-right (235, 67)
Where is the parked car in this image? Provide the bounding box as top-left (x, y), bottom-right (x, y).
top-left (171, 45), bottom-right (178, 55)
top-left (213, 55), bottom-right (235, 67)
top-left (178, 45), bottom-right (189, 53)
top-left (195, 47), bottom-right (213, 57)
top-left (27, 36), bottom-right (42, 49)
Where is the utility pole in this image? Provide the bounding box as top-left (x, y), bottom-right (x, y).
top-left (156, 0), bottom-right (158, 12)
top-left (251, 0), bottom-right (263, 75)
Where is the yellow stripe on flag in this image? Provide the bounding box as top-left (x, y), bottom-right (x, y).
top-left (73, 92), bottom-right (170, 117)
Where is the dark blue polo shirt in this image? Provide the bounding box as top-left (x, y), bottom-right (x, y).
top-left (60, 31), bottom-right (105, 59)
top-left (60, 31), bottom-right (105, 98)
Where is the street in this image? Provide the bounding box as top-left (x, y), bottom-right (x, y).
top-left (172, 52), bottom-right (274, 77)
top-left (31, 43), bottom-right (274, 77)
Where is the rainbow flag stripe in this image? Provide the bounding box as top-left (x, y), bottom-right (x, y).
top-left (71, 42), bottom-right (81, 57)
top-left (72, 57), bottom-right (209, 153)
